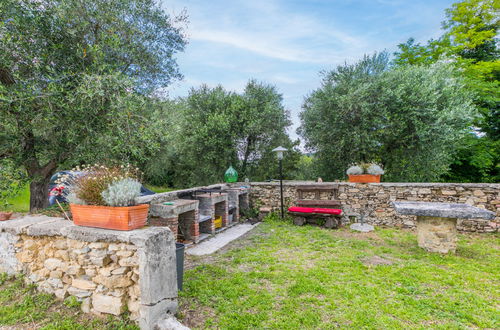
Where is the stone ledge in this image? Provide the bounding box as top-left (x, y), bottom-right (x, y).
top-left (392, 202), bottom-right (495, 220)
top-left (0, 216), bottom-right (173, 246)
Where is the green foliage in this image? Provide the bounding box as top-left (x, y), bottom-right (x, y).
top-left (443, 134), bottom-right (500, 182)
top-left (393, 0), bottom-right (499, 182)
top-left (63, 296), bottom-right (81, 308)
top-left (300, 53), bottom-right (476, 182)
top-left (0, 0), bottom-right (187, 210)
top-left (145, 80), bottom-right (301, 188)
top-left (291, 155), bottom-right (318, 181)
top-left (0, 159), bottom-right (27, 210)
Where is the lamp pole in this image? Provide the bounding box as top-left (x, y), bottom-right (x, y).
top-left (272, 146), bottom-right (287, 219)
top-left (279, 157), bottom-right (284, 219)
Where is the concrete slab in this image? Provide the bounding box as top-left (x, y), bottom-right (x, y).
top-left (186, 223), bottom-right (259, 256)
top-left (350, 223), bottom-right (374, 232)
top-left (392, 202), bottom-right (495, 220)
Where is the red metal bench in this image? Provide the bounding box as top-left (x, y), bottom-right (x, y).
top-left (288, 184), bottom-right (343, 229)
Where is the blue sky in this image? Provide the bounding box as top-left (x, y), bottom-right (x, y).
top-left (162, 0), bottom-right (454, 141)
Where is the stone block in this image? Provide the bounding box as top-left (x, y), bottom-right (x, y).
top-left (139, 298), bottom-right (178, 330)
top-left (44, 258), bottom-right (64, 271)
top-left (72, 278), bottom-right (97, 291)
top-left (68, 287), bottom-right (92, 298)
top-left (92, 294), bottom-right (124, 316)
top-left (138, 230), bottom-right (177, 305)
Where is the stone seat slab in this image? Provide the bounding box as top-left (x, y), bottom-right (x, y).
top-left (392, 202), bottom-right (495, 220)
top-left (150, 199), bottom-right (199, 218)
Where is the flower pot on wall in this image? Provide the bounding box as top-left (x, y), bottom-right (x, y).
top-left (70, 204), bottom-right (149, 231)
top-left (348, 174), bottom-right (381, 183)
top-left (0, 211), bottom-right (13, 221)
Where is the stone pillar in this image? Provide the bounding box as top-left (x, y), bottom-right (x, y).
top-left (416, 216), bottom-right (458, 253)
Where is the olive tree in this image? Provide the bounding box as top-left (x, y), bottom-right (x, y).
top-left (299, 52), bottom-right (476, 182)
top-left (0, 0), bottom-right (187, 210)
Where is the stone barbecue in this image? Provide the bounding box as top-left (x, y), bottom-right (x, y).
top-left (392, 202), bottom-right (495, 253)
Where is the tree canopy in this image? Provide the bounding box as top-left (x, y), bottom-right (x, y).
top-left (299, 52), bottom-right (476, 182)
top-left (0, 0), bottom-right (187, 210)
top-left (393, 0), bottom-right (499, 182)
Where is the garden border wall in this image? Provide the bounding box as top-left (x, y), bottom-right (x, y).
top-left (0, 215), bottom-right (177, 329)
top-left (247, 182), bottom-right (500, 232)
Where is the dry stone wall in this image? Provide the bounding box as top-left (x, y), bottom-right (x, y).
top-left (249, 182), bottom-right (500, 232)
top-left (0, 215), bottom-right (178, 330)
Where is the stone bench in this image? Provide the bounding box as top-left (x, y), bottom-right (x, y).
top-left (392, 202), bottom-right (495, 253)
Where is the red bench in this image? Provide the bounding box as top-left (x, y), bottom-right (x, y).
top-left (288, 184), bottom-right (343, 229)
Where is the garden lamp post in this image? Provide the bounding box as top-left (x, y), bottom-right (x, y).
top-left (272, 146), bottom-right (287, 219)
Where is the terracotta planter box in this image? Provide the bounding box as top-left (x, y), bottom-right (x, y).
top-left (70, 204), bottom-right (149, 231)
top-left (348, 174), bottom-right (381, 183)
top-left (0, 211), bottom-right (13, 221)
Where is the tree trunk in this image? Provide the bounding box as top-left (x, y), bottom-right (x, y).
top-left (26, 160), bottom-right (57, 213)
top-left (241, 136), bottom-right (254, 178)
top-left (29, 175), bottom-right (51, 212)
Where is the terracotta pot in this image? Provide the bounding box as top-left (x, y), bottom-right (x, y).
top-left (348, 174), bottom-right (381, 183)
top-left (70, 204), bottom-right (149, 231)
top-left (0, 211), bottom-right (13, 221)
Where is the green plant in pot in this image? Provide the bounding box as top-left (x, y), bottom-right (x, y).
top-left (346, 163), bottom-right (385, 183)
top-left (64, 164), bottom-right (149, 230)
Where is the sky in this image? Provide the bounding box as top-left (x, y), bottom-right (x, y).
top-left (161, 0), bottom-right (455, 142)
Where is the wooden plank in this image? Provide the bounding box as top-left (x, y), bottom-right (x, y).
top-left (296, 184), bottom-right (338, 191)
top-left (296, 200), bottom-right (341, 206)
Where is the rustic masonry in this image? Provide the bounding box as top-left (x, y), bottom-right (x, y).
top-left (393, 202), bottom-right (495, 253)
top-left (0, 215), bottom-right (177, 329)
top-left (248, 182), bottom-right (500, 233)
top-left (149, 199), bottom-right (199, 242)
top-left (139, 184), bottom-right (250, 243)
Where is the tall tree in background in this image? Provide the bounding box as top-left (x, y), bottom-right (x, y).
top-left (394, 0), bottom-right (499, 182)
top-left (299, 53), bottom-right (476, 182)
top-left (163, 81), bottom-right (299, 187)
top-left (0, 0), bottom-right (187, 210)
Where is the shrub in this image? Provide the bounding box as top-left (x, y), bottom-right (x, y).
top-left (63, 164), bottom-right (141, 206)
top-left (101, 178), bottom-right (142, 207)
top-left (346, 165), bottom-right (363, 175)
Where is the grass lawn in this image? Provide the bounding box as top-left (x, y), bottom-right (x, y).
top-left (144, 184), bottom-right (176, 193)
top-left (1, 184), bottom-right (30, 213)
top-left (179, 218), bottom-right (500, 329)
top-left (0, 274), bottom-right (138, 329)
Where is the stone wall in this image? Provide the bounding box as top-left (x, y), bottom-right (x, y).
top-left (0, 215), bottom-right (178, 329)
top-left (248, 182), bottom-right (500, 232)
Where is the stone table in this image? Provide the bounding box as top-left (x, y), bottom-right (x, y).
top-left (392, 202), bottom-right (495, 253)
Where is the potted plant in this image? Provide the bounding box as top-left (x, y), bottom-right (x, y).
top-left (346, 163), bottom-right (384, 183)
top-left (62, 164), bottom-right (149, 231)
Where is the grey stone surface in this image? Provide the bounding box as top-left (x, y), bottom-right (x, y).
top-left (392, 202), bottom-right (495, 220)
top-left (0, 215), bottom-right (56, 234)
top-left (140, 298), bottom-right (178, 330)
top-left (0, 232), bottom-right (19, 275)
top-left (350, 223), bottom-right (375, 232)
top-left (187, 223), bottom-right (259, 256)
top-left (155, 315), bottom-right (190, 330)
top-left (61, 225), bottom-right (135, 243)
top-left (150, 200), bottom-right (199, 218)
top-left (138, 229), bottom-right (177, 305)
top-left (135, 183), bottom-right (229, 205)
top-left (26, 218), bottom-right (71, 236)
